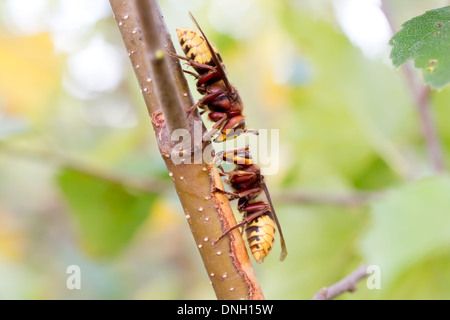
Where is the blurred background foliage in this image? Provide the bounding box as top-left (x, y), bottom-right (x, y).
top-left (0, 0), bottom-right (449, 299)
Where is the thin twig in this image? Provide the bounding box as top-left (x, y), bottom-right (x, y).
top-left (110, 0), bottom-right (264, 300)
top-left (0, 143), bottom-right (170, 193)
top-left (133, 0), bottom-right (188, 135)
top-left (381, 0), bottom-right (445, 172)
top-left (311, 264), bottom-right (368, 300)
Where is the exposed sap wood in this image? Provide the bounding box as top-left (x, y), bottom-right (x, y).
top-left (209, 164), bottom-right (264, 300)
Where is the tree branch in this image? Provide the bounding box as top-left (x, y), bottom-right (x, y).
top-left (133, 0), bottom-right (188, 135)
top-left (311, 264), bottom-right (368, 300)
top-left (381, 0), bottom-right (445, 173)
top-left (109, 0), bottom-right (264, 300)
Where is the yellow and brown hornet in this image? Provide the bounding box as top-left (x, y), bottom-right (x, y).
top-left (172, 13), bottom-right (256, 142)
top-left (213, 147), bottom-right (287, 263)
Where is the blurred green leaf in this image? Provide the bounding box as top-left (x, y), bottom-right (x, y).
top-left (351, 156), bottom-right (401, 191)
top-left (259, 205), bottom-right (368, 299)
top-left (389, 6), bottom-right (450, 88)
top-left (280, 7), bottom-right (413, 188)
top-left (360, 176), bottom-right (450, 287)
top-left (57, 168), bottom-right (157, 257)
top-left (386, 251), bottom-right (450, 299)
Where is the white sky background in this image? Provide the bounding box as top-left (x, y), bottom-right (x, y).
top-left (333, 0), bottom-right (392, 58)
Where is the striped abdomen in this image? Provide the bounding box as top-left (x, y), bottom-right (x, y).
top-left (176, 28), bottom-right (224, 74)
top-left (245, 212), bottom-right (276, 263)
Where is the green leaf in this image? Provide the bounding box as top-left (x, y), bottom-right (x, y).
top-left (360, 176), bottom-right (450, 286)
top-left (258, 205), bottom-right (368, 299)
top-left (389, 6), bottom-right (450, 89)
top-left (280, 7), bottom-right (413, 185)
top-left (57, 168), bottom-right (157, 258)
top-left (386, 251), bottom-right (450, 299)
